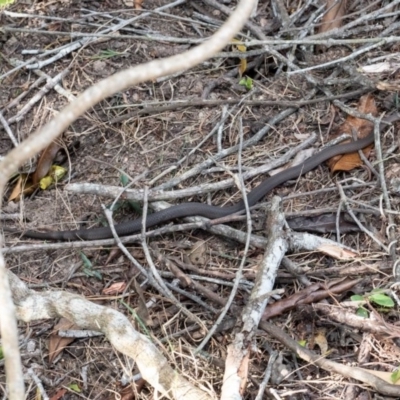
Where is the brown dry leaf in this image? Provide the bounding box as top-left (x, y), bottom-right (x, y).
top-left (239, 59), bottom-right (247, 77)
top-left (134, 0), bottom-right (143, 9)
top-left (8, 140), bottom-right (65, 201)
top-left (119, 378), bottom-right (146, 400)
top-left (318, 0), bottom-right (347, 34)
top-left (189, 241), bottom-right (207, 265)
top-left (314, 329), bottom-right (328, 355)
top-left (102, 282), bottom-right (127, 295)
top-left (119, 385), bottom-right (135, 400)
top-left (49, 318), bottom-right (77, 363)
top-left (32, 140), bottom-right (63, 185)
top-left (50, 388), bottom-right (68, 400)
top-left (327, 94), bottom-right (377, 172)
top-left (318, 244), bottom-right (358, 259)
top-left (8, 173), bottom-right (35, 202)
top-left (232, 39), bottom-right (247, 77)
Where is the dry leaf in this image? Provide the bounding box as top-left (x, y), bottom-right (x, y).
top-left (318, 0), bottom-right (347, 34)
top-left (8, 174), bottom-right (35, 202)
top-left (49, 318), bottom-right (77, 363)
top-left (232, 39), bottom-right (247, 77)
top-left (9, 139), bottom-right (65, 201)
top-left (293, 132), bottom-right (311, 140)
top-left (49, 388), bottom-right (68, 400)
top-left (134, 0), bottom-right (143, 9)
top-left (102, 282), bottom-right (127, 295)
top-left (327, 94), bottom-right (377, 172)
top-left (360, 62), bottom-right (392, 74)
top-left (189, 241), bottom-right (207, 265)
top-left (318, 244), bottom-right (358, 259)
top-left (239, 59), bottom-right (247, 77)
top-left (316, 1), bottom-right (347, 53)
top-left (314, 329), bottom-right (328, 355)
top-left (32, 140), bottom-right (63, 185)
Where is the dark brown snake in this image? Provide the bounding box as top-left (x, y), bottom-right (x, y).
top-left (18, 132), bottom-right (375, 241)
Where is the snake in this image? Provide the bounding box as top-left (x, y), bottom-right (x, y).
top-left (18, 132), bottom-right (375, 241)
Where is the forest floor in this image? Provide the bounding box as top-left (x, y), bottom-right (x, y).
top-left (1, 1), bottom-right (400, 399)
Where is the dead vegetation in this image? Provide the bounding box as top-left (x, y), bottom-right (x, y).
top-left (1, 0), bottom-right (400, 399)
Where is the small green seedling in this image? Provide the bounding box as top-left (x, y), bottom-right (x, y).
top-left (239, 76), bottom-right (253, 90)
top-left (350, 289), bottom-right (395, 318)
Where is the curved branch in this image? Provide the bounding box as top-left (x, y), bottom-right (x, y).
top-left (7, 271), bottom-right (211, 399)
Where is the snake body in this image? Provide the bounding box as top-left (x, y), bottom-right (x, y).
top-left (20, 133), bottom-right (374, 241)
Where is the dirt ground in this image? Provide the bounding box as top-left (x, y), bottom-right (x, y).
top-left (1, 0), bottom-right (400, 399)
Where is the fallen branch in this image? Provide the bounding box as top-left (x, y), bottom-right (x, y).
top-left (7, 270), bottom-right (213, 400)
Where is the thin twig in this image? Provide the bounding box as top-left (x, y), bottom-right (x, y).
top-left (336, 182), bottom-right (389, 253)
top-left (196, 117), bottom-right (253, 352)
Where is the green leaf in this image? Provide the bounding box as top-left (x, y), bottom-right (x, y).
top-left (239, 76), bottom-right (253, 90)
top-left (84, 268), bottom-right (102, 280)
top-left (350, 294), bottom-right (364, 301)
top-left (80, 252), bottom-right (102, 280)
top-left (68, 383), bottom-right (81, 393)
top-left (356, 307), bottom-right (369, 318)
top-left (391, 368), bottom-right (400, 383)
top-left (120, 173), bottom-right (130, 187)
top-left (0, 0), bottom-right (15, 6)
top-left (369, 293), bottom-right (395, 308)
top-left (297, 340), bottom-right (307, 347)
top-left (0, 346), bottom-right (4, 360)
top-left (370, 288), bottom-right (384, 294)
top-left (80, 252), bottom-right (92, 269)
